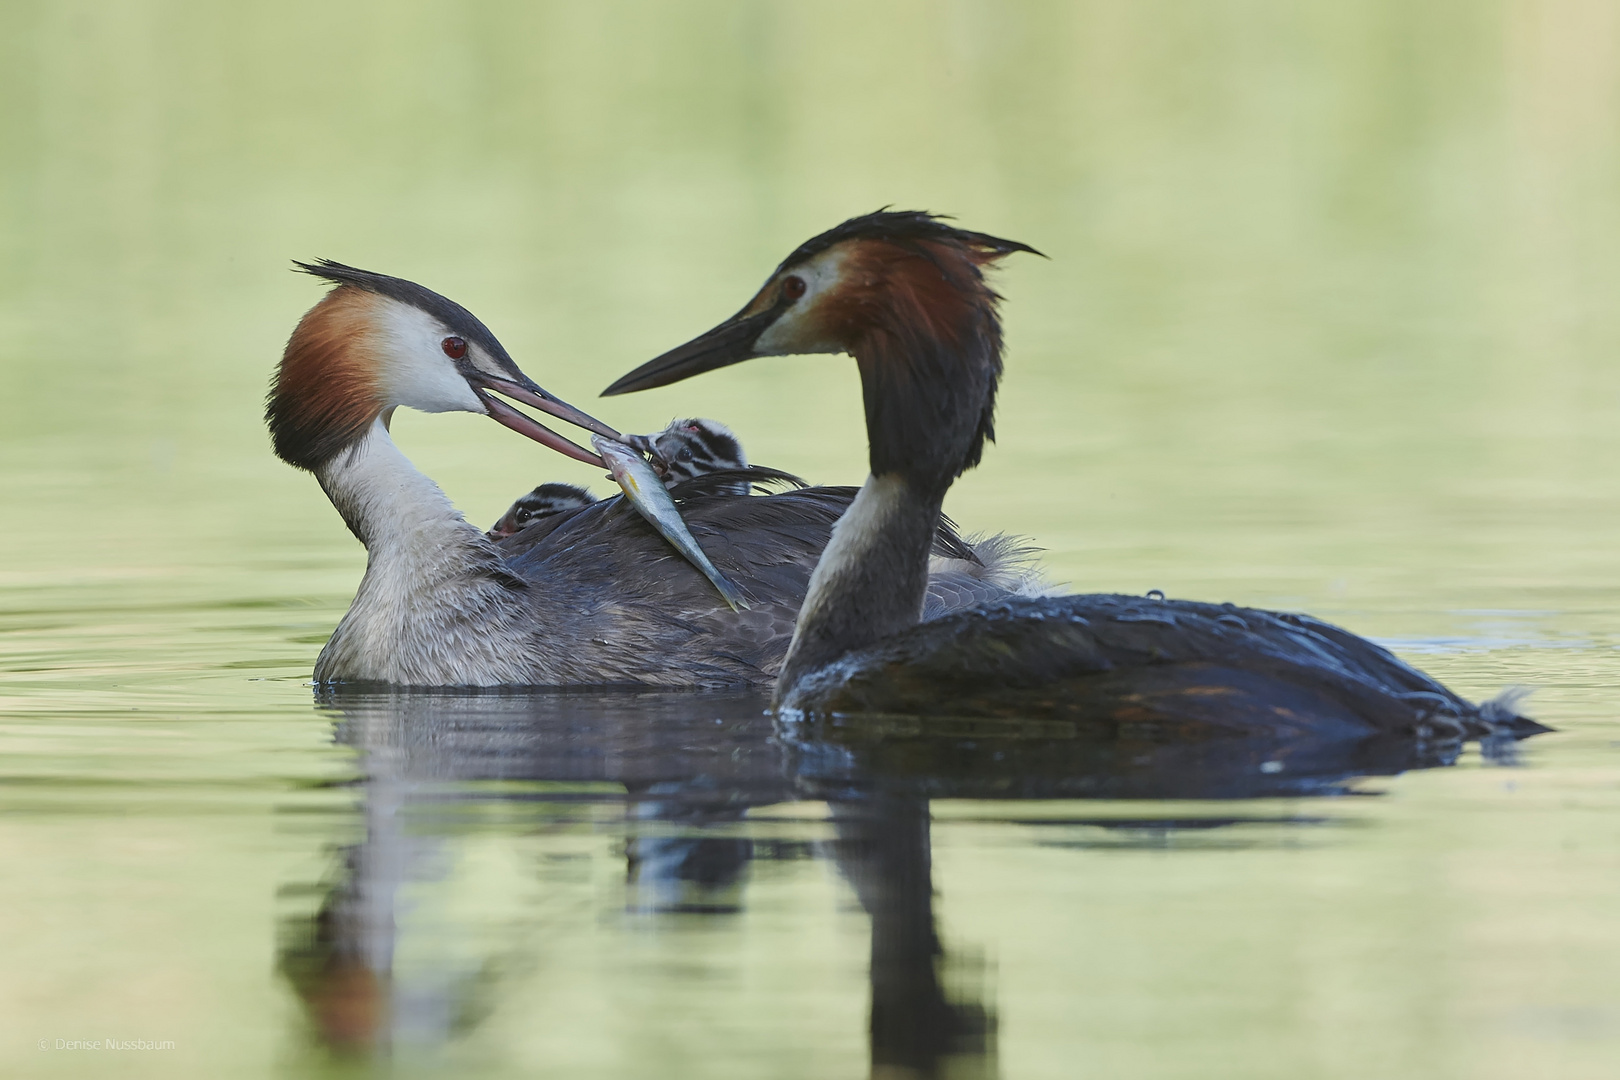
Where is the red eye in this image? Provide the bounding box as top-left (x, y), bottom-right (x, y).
top-left (441, 336), bottom-right (467, 359)
top-left (781, 275), bottom-right (806, 301)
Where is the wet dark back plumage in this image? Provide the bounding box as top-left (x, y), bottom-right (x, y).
top-left (785, 594), bottom-right (1544, 742)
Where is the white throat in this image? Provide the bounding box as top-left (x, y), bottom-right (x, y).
top-left (312, 418), bottom-right (531, 685)
top-left (778, 473), bottom-right (941, 697)
top-left (317, 417), bottom-right (472, 551)
top-left (795, 474), bottom-right (913, 629)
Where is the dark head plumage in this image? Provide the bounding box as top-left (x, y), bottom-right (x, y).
top-left (773, 208), bottom-right (1043, 275)
top-left (806, 211), bottom-right (1038, 492)
top-left (603, 210), bottom-right (1041, 493)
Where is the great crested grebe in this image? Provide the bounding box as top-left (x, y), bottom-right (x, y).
top-left (604, 210), bottom-right (1538, 739)
top-left (270, 261), bottom-right (1033, 688)
top-left (486, 418), bottom-right (749, 540)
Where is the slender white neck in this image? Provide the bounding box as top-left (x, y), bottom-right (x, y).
top-left (316, 417), bottom-right (477, 555)
top-left (777, 473), bottom-right (943, 698)
top-left (312, 418), bottom-right (531, 685)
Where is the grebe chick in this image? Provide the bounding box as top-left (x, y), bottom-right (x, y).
top-left (635, 418), bottom-right (750, 494)
top-left (488, 418), bottom-right (748, 540)
top-left (604, 210), bottom-right (1539, 740)
top-left (486, 483), bottom-right (598, 540)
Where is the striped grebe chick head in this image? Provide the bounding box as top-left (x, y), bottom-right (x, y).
top-left (626, 418), bottom-right (750, 495)
top-left (486, 482), bottom-right (597, 540)
top-left (654, 418), bottom-right (747, 485)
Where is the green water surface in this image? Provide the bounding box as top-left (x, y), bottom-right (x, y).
top-left (2, 2), bottom-right (1618, 1078)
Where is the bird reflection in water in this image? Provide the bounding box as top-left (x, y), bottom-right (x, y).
top-left (277, 729), bottom-right (508, 1054)
top-left (277, 689), bottom-right (1536, 1075)
top-left (626, 778), bottom-right (755, 916)
top-left (828, 791), bottom-right (996, 1076)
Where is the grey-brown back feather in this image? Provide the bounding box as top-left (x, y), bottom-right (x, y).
top-left (493, 485), bottom-right (1015, 688)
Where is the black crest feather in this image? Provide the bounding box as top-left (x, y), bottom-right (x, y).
top-left (291, 259), bottom-right (521, 374)
top-left (775, 208), bottom-right (1044, 274)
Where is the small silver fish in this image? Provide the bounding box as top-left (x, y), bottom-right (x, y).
top-left (592, 435), bottom-right (750, 612)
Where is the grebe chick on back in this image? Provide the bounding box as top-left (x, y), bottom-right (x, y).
top-left (488, 418), bottom-right (750, 541)
top-left (604, 210), bottom-right (1539, 740)
top-left (268, 262), bottom-right (1028, 688)
top-left (486, 483), bottom-right (598, 540)
top-left (633, 418), bottom-right (750, 494)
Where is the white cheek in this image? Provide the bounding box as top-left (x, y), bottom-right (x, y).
top-left (754, 247), bottom-right (851, 356)
top-left (375, 303), bottom-right (485, 414)
top-left (755, 309), bottom-right (842, 356)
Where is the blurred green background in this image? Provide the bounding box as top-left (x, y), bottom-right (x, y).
top-left (2, 0), bottom-right (1617, 614)
top-left (1, 2), bottom-right (1618, 1078)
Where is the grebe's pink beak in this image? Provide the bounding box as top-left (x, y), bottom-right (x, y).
top-left (473, 375), bottom-right (623, 468)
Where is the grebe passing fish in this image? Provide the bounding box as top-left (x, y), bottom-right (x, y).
top-left (486, 418), bottom-right (749, 540)
top-left (268, 261), bottom-right (1037, 687)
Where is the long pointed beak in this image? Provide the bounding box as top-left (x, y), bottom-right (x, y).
top-left (476, 376), bottom-right (622, 467)
top-left (601, 308), bottom-right (779, 397)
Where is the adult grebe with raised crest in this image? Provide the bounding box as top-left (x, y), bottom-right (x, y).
top-left (605, 210), bottom-right (1539, 740)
